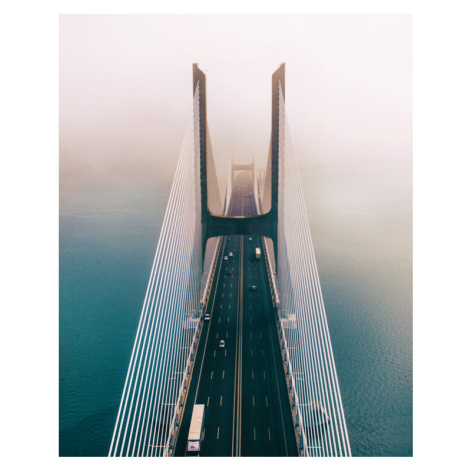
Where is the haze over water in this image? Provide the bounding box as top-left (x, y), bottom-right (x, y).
top-left (59, 15), bottom-right (412, 456)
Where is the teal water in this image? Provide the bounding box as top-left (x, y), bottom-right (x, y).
top-left (59, 162), bottom-right (412, 456)
top-left (59, 191), bottom-right (167, 456)
top-left (302, 162), bottom-right (412, 456)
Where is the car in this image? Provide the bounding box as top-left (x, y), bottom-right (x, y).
top-left (224, 256), bottom-right (228, 261)
top-left (204, 315), bottom-right (210, 321)
top-left (248, 237), bottom-right (252, 241)
top-left (229, 252), bottom-right (233, 257)
top-left (219, 340), bottom-right (225, 348)
top-left (251, 285), bottom-right (257, 291)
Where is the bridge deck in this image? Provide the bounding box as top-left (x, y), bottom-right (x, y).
top-left (174, 171), bottom-right (297, 457)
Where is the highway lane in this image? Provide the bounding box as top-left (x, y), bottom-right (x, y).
top-left (174, 170), bottom-right (297, 457)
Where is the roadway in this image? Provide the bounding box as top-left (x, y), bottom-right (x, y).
top-left (174, 171), bottom-right (298, 457)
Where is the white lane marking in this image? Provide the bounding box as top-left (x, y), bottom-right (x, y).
top-left (253, 396), bottom-right (255, 406)
top-left (217, 427), bottom-right (220, 440)
top-left (211, 371), bottom-right (213, 379)
top-left (252, 370), bottom-right (254, 379)
top-left (218, 318), bottom-right (221, 323)
top-left (214, 350), bottom-right (216, 357)
top-left (226, 332), bottom-right (228, 338)
top-left (251, 349), bottom-right (253, 356)
top-left (216, 333), bottom-right (218, 338)
top-left (222, 370), bottom-right (225, 379)
top-left (220, 396), bottom-right (223, 406)
top-left (225, 350), bottom-right (227, 357)
top-left (266, 396), bottom-right (268, 407)
top-left (261, 349), bottom-right (264, 357)
top-left (250, 332), bottom-right (252, 338)
top-left (254, 428), bottom-right (256, 441)
top-left (268, 428), bottom-right (271, 441)
top-left (263, 370), bottom-right (266, 380)
top-left (260, 332), bottom-right (263, 339)
top-left (228, 316), bottom-right (230, 322)
top-left (207, 396), bottom-right (210, 406)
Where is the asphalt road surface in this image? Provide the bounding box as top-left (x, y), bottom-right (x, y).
top-left (174, 171), bottom-right (298, 457)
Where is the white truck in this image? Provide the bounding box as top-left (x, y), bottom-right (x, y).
top-left (255, 247), bottom-right (261, 260)
top-left (186, 404), bottom-right (205, 456)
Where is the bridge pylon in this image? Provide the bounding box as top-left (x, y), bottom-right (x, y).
top-left (193, 63), bottom-right (285, 263)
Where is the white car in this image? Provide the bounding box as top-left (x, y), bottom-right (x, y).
top-left (251, 285), bottom-right (257, 291)
top-left (224, 256), bottom-right (228, 261)
top-left (219, 340), bottom-right (225, 348)
top-left (229, 252), bottom-right (233, 257)
top-left (204, 315), bottom-right (210, 321)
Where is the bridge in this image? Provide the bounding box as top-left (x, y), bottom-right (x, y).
top-left (108, 64), bottom-right (351, 457)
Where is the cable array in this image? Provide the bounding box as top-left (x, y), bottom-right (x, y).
top-left (109, 74), bottom-right (350, 458)
top-left (274, 84), bottom-right (352, 456)
top-left (109, 83), bottom-right (207, 457)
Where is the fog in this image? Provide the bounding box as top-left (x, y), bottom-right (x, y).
top-left (59, 15), bottom-right (411, 204)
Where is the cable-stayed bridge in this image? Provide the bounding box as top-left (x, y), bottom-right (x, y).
top-left (109, 64), bottom-right (351, 457)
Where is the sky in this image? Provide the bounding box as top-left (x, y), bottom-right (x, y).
top-left (59, 14), bottom-right (412, 204)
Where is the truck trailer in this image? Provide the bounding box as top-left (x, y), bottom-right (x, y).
top-left (186, 404), bottom-right (205, 456)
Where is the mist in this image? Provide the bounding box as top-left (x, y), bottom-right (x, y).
top-left (58, 15), bottom-right (413, 456)
top-left (59, 15), bottom-right (412, 207)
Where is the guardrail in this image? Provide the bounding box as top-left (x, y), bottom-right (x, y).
top-left (261, 237), bottom-right (306, 456)
top-left (164, 236), bottom-right (223, 456)
top-left (261, 237), bottom-right (280, 309)
top-left (278, 324), bottom-right (307, 456)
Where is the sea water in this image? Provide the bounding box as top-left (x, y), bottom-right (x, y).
top-left (59, 161), bottom-right (412, 456)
